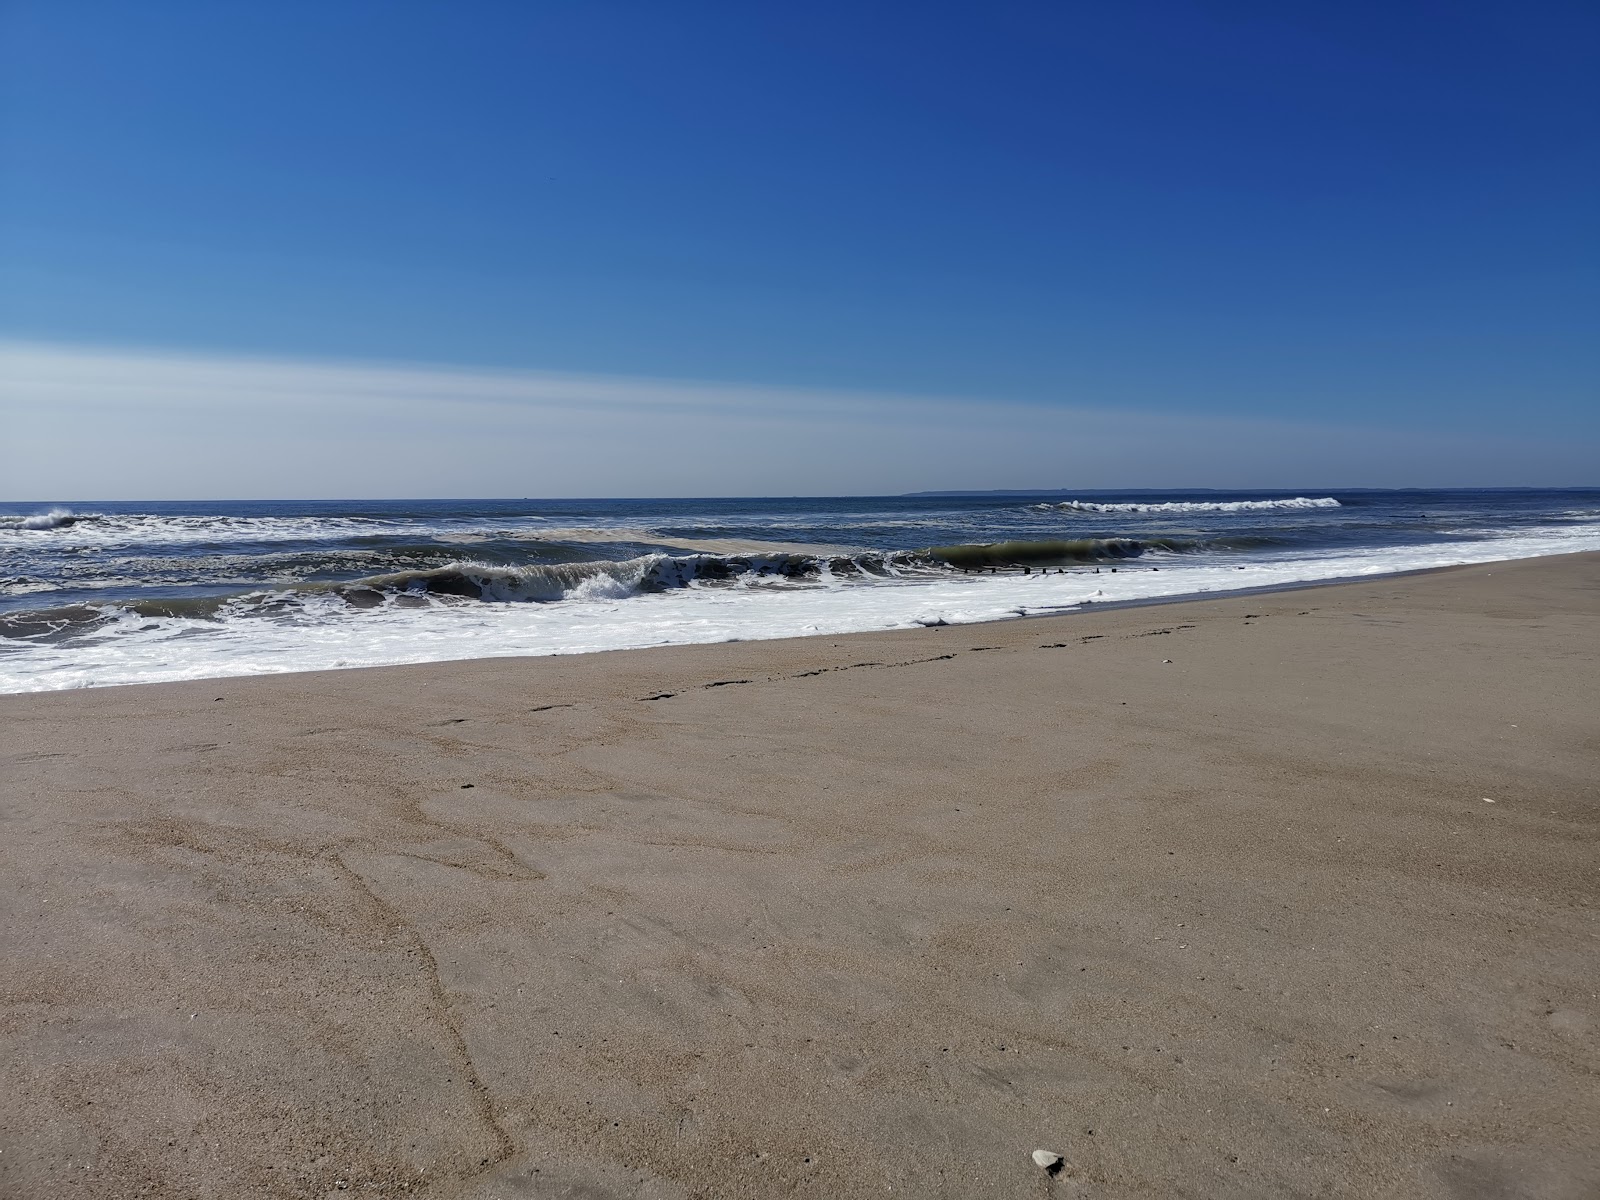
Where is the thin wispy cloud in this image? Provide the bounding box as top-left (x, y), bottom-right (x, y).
top-left (2, 340), bottom-right (1592, 500)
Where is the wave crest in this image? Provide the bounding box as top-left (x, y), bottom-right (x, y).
top-left (927, 537), bottom-right (1173, 569)
top-left (1043, 497), bottom-right (1340, 514)
top-left (344, 538), bottom-right (1199, 601)
top-left (0, 538), bottom-right (1229, 642)
top-left (341, 550), bottom-right (906, 603)
top-left (0, 508), bottom-right (83, 531)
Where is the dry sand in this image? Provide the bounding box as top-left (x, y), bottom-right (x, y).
top-left (2, 553), bottom-right (1596, 1199)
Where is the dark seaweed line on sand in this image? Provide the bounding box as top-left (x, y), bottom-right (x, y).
top-left (637, 653), bottom-right (960, 701)
top-left (1041, 623), bottom-right (1197, 648)
top-left (638, 618), bottom-right (1221, 699)
top-left (637, 610), bottom-right (1279, 701)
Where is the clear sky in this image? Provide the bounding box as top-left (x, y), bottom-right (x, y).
top-left (2, 1), bottom-right (1596, 497)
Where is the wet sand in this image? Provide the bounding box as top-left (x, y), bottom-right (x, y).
top-left (2, 553), bottom-right (1597, 1199)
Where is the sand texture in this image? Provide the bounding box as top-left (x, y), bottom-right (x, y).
top-left (2, 554), bottom-right (1597, 1198)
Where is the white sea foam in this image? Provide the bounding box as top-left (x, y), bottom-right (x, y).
top-left (0, 507), bottom-right (81, 531)
top-left (0, 510), bottom-right (626, 549)
top-left (0, 511), bottom-right (395, 546)
top-left (3, 521), bottom-right (1598, 693)
top-left (1045, 497), bottom-right (1341, 514)
top-left (0, 510), bottom-right (859, 559)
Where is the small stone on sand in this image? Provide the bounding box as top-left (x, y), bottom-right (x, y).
top-left (1032, 1149), bottom-right (1064, 1174)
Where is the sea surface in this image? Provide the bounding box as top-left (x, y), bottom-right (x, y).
top-left (2, 489), bottom-right (1597, 693)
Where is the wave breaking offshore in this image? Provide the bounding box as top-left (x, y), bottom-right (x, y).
top-left (1042, 496), bottom-right (1341, 514)
top-left (4, 490), bottom-right (1597, 691)
top-left (0, 507), bottom-right (84, 531)
top-left (0, 538), bottom-right (1222, 643)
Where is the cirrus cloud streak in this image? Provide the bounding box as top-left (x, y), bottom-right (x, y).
top-left (2, 340), bottom-right (1592, 499)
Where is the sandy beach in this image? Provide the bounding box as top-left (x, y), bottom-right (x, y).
top-left (2, 552), bottom-right (1596, 1198)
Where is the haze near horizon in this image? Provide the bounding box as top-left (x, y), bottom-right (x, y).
top-left (2, 1), bottom-right (1596, 496)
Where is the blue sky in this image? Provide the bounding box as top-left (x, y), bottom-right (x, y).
top-left (2, 1), bottom-right (1596, 495)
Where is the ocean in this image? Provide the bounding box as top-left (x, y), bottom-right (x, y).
top-left (2, 488), bottom-right (1597, 693)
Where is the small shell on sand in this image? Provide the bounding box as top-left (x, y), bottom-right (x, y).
top-left (1032, 1149), bottom-right (1064, 1171)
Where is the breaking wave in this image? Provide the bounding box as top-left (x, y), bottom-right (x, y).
top-left (0, 508), bottom-right (83, 530)
top-left (344, 551), bottom-right (889, 604)
top-left (926, 537), bottom-right (1192, 569)
top-left (4, 490), bottom-right (1597, 691)
top-left (1043, 497), bottom-right (1341, 514)
top-left (325, 537), bottom-right (1223, 600)
top-left (0, 510), bottom-right (397, 546)
top-left (0, 538), bottom-right (1218, 642)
